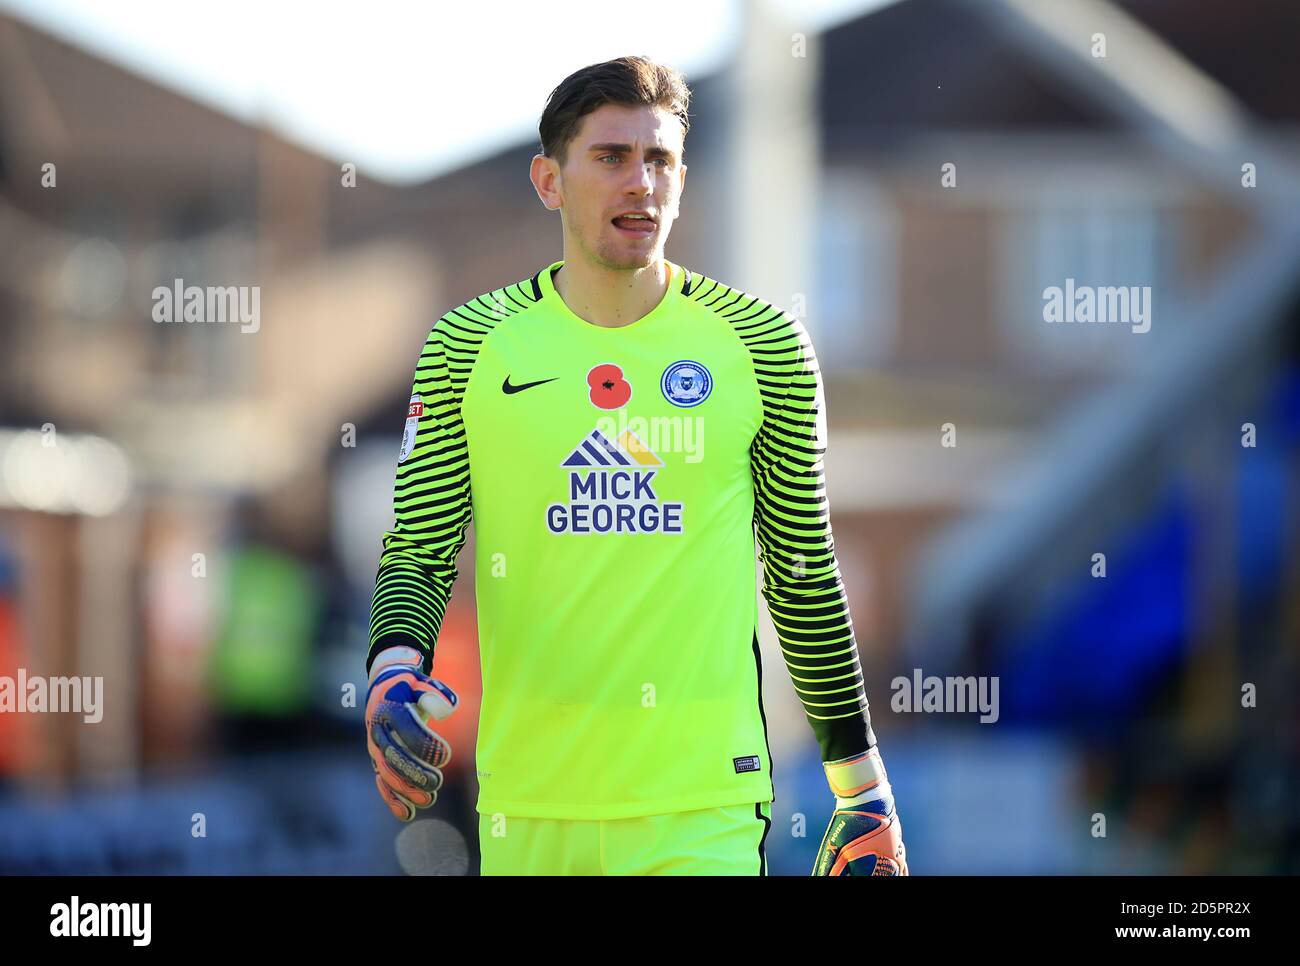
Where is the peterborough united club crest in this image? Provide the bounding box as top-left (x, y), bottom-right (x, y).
top-left (660, 360), bottom-right (712, 407)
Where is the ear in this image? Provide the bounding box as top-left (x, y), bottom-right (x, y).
top-left (530, 153), bottom-right (563, 210)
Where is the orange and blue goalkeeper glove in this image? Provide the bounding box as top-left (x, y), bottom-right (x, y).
top-left (365, 651), bottom-right (458, 822)
top-left (812, 745), bottom-right (909, 876)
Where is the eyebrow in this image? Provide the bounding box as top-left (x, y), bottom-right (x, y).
top-left (587, 142), bottom-right (678, 162)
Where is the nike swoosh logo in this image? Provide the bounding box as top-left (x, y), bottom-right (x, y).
top-left (502, 375), bottom-right (558, 395)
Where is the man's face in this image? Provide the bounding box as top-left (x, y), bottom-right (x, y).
top-left (534, 103), bottom-right (687, 271)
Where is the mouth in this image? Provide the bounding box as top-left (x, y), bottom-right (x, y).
top-left (611, 213), bottom-right (657, 237)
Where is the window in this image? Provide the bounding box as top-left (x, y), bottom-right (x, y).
top-left (814, 170), bottom-right (897, 371)
top-left (999, 190), bottom-right (1181, 375)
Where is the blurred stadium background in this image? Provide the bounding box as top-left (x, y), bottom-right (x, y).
top-left (0, 0), bottom-right (1296, 874)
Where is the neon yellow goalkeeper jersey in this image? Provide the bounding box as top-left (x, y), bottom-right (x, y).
top-left (368, 258), bottom-right (874, 820)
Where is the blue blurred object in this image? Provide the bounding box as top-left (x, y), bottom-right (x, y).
top-left (769, 731), bottom-right (1084, 875)
top-left (0, 751), bottom-right (408, 874)
top-left (992, 365), bottom-right (1300, 736)
top-left (993, 484), bottom-right (1192, 735)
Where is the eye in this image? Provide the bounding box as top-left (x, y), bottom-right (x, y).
top-left (597, 155), bottom-right (671, 167)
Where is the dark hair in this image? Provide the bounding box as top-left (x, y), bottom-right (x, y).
top-left (538, 56), bottom-right (691, 167)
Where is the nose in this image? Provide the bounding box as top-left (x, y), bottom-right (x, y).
top-left (625, 159), bottom-right (655, 194)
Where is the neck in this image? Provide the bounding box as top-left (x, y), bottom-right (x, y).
top-left (553, 254), bottom-right (670, 328)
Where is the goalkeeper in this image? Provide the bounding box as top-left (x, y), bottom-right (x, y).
top-left (365, 55), bottom-right (906, 877)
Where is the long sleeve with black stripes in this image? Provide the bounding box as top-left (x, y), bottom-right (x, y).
top-left (748, 313), bottom-right (877, 763)
top-left (366, 321), bottom-right (476, 677)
